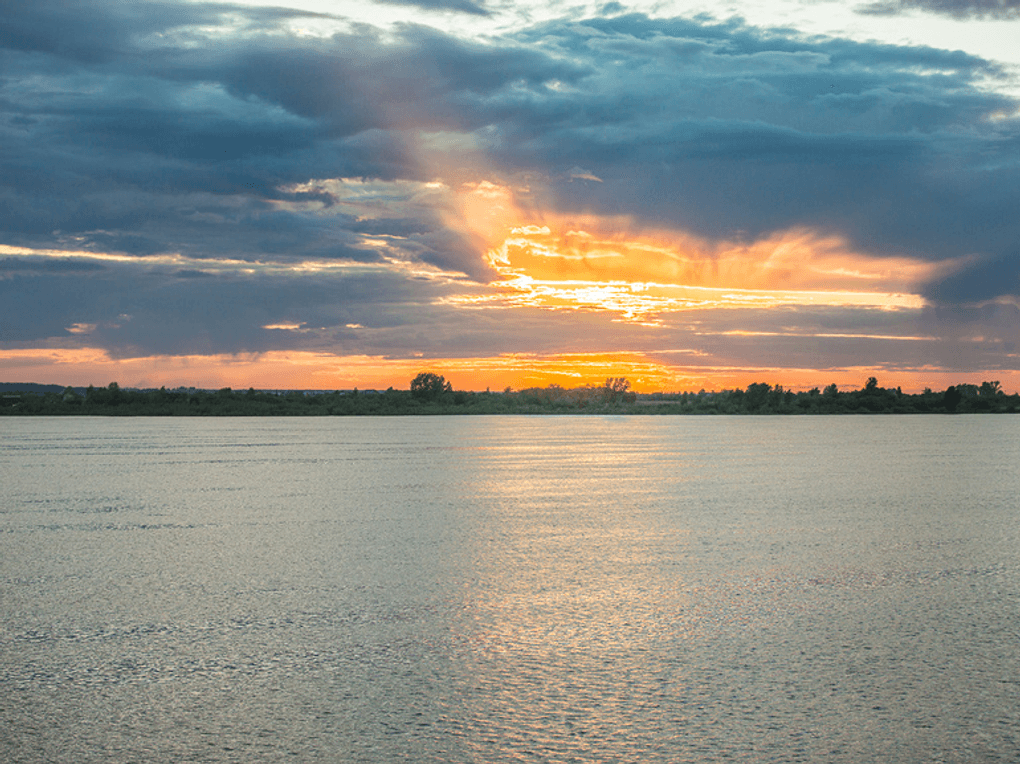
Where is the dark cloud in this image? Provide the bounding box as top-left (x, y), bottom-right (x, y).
top-left (925, 253), bottom-right (1020, 303)
top-left (173, 269), bottom-right (216, 278)
top-left (373, 0), bottom-right (491, 16)
top-left (857, 0), bottom-right (1020, 19)
top-left (0, 257), bottom-right (106, 274)
top-left (0, 2), bottom-right (579, 279)
top-left (0, 253), bottom-right (470, 355)
top-left (0, 0), bottom-right (337, 63)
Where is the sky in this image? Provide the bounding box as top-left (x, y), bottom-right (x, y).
top-left (1, 0), bottom-right (1018, 392)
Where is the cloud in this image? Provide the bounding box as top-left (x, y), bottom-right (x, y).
top-left (373, 0), bottom-right (492, 16)
top-left (476, 14), bottom-right (1019, 304)
top-left (0, 2), bottom-right (584, 280)
top-left (925, 252), bottom-right (1020, 303)
top-left (0, 248), bottom-right (475, 355)
top-left (0, 0), bottom-right (338, 63)
top-left (856, 0), bottom-right (1020, 19)
top-left (0, 1), bottom-right (1018, 379)
top-left (0, 256), bottom-right (106, 274)
top-left (568, 167), bottom-right (603, 182)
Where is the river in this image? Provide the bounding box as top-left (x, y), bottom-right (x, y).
top-left (2, 416), bottom-right (1018, 762)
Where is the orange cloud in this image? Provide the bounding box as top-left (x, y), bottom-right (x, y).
top-left (442, 181), bottom-right (965, 323)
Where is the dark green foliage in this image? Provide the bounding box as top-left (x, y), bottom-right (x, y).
top-left (410, 372), bottom-right (452, 402)
top-left (1, 377), bottom-right (1017, 416)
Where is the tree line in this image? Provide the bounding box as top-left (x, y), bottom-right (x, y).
top-left (1, 374), bottom-right (1016, 416)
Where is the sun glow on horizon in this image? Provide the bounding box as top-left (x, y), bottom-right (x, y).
top-left (2, 347), bottom-right (1017, 395)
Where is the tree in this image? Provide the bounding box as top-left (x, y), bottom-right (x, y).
top-left (943, 385), bottom-right (962, 413)
top-left (980, 380), bottom-right (1002, 397)
top-left (602, 377), bottom-right (631, 402)
top-left (744, 382), bottom-right (771, 412)
top-left (410, 372), bottom-right (452, 401)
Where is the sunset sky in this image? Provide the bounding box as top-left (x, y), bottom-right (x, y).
top-left (1, 0), bottom-right (1018, 392)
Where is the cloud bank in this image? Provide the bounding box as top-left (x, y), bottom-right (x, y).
top-left (1, 1), bottom-right (1017, 389)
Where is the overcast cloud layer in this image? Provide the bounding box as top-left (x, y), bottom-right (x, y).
top-left (1, 0), bottom-right (1018, 388)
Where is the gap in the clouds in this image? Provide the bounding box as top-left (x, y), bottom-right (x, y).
top-left (442, 179), bottom-right (958, 324)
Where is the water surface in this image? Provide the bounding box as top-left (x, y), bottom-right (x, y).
top-left (2, 416), bottom-right (1018, 762)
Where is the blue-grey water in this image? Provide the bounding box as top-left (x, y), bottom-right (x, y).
top-left (2, 415), bottom-right (1018, 763)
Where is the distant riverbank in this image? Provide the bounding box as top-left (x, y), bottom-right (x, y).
top-left (2, 377), bottom-right (1017, 415)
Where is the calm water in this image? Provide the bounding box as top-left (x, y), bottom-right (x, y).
top-left (2, 416), bottom-right (1018, 763)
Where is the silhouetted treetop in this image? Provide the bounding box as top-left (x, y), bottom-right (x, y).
top-left (410, 372), bottom-right (452, 402)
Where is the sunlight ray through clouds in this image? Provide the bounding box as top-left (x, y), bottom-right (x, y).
top-left (439, 181), bottom-right (957, 324)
